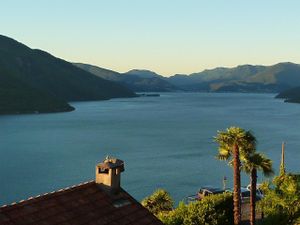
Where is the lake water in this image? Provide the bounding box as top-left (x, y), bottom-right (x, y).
top-left (0, 93), bottom-right (300, 205)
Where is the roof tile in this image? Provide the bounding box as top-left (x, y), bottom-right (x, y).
top-left (0, 181), bottom-right (162, 225)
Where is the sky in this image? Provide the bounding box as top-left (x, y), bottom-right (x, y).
top-left (1, 0), bottom-right (300, 76)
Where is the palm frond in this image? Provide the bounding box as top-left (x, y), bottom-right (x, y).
top-left (242, 152), bottom-right (274, 176)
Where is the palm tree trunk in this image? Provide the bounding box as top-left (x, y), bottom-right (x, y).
top-left (250, 168), bottom-right (257, 225)
top-left (233, 144), bottom-right (241, 225)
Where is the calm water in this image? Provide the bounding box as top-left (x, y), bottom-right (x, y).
top-left (0, 93), bottom-right (299, 205)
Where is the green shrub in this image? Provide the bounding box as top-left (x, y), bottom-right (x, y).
top-left (142, 189), bottom-right (174, 216)
top-left (258, 173), bottom-right (300, 225)
top-left (158, 202), bottom-right (187, 225)
top-left (158, 192), bottom-right (233, 225)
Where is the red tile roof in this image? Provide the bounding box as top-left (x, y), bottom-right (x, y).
top-left (0, 181), bottom-right (163, 225)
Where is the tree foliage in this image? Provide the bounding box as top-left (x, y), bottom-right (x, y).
top-left (214, 127), bottom-right (256, 161)
top-left (242, 153), bottom-right (274, 176)
top-left (258, 174), bottom-right (300, 225)
top-left (141, 189), bottom-right (174, 216)
top-left (242, 152), bottom-right (274, 225)
top-left (158, 193), bottom-right (233, 225)
top-left (215, 126), bottom-right (256, 225)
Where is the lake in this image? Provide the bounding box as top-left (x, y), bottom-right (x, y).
top-left (0, 93), bottom-right (299, 205)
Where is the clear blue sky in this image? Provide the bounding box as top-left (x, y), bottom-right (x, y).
top-left (1, 0), bottom-right (300, 76)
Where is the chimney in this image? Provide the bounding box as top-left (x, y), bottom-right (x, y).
top-left (95, 156), bottom-right (125, 193)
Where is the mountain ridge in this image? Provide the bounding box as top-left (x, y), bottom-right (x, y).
top-left (75, 62), bottom-right (300, 94)
top-left (3, 34), bottom-right (300, 113)
top-left (74, 63), bottom-right (178, 92)
top-left (0, 35), bottom-right (136, 114)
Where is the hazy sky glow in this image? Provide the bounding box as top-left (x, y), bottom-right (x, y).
top-left (1, 0), bottom-right (300, 76)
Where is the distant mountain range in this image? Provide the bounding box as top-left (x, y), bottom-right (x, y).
top-left (171, 62), bottom-right (300, 102)
top-left (75, 62), bottom-right (300, 103)
top-left (75, 62), bottom-right (300, 93)
top-left (73, 63), bottom-right (178, 92)
top-left (2, 34), bottom-right (300, 116)
top-left (176, 62), bottom-right (300, 93)
top-left (0, 35), bottom-right (136, 114)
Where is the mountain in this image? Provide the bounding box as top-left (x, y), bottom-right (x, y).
top-left (0, 68), bottom-right (74, 114)
top-left (167, 65), bottom-right (269, 91)
top-left (246, 62), bottom-right (300, 87)
top-left (276, 86), bottom-right (300, 103)
top-left (123, 69), bottom-right (161, 78)
top-left (74, 63), bottom-right (178, 92)
top-left (0, 35), bottom-right (136, 114)
top-left (72, 63), bottom-right (121, 81)
top-left (75, 62), bottom-right (300, 94)
top-left (167, 63), bottom-right (300, 93)
top-left (168, 65), bottom-right (266, 88)
top-left (122, 69), bottom-right (178, 91)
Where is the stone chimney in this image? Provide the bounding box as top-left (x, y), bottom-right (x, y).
top-left (95, 156), bottom-right (125, 193)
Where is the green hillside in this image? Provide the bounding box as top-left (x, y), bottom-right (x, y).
top-left (167, 65), bottom-right (266, 88)
top-left (0, 35), bottom-right (136, 114)
top-left (247, 63), bottom-right (300, 86)
top-left (73, 63), bottom-right (121, 81)
top-left (0, 68), bottom-right (74, 114)
top-left (124, 69), bottom-right (162, 78)
top-left (167, 63), bottom-right (300, 93)
top-left (276, 86), bottom-right (300, 103)
top-left (75, 62), bottom-right (300, 94)
top-left (74, 63), bottom-right (178, 92)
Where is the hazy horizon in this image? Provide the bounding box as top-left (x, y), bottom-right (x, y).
top-left (73, 60), bottom-right (297, 77)
top-left (1, 0), bottom-right (300, 76)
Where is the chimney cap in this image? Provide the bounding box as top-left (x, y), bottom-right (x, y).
top-left (97, 156), bottom-right (124, 171)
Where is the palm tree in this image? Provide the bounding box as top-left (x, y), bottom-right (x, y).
top-left (243, 152), bottom-right (274, 225)
top-left (215, 127), bottom-right (256, 225)
top-left (141, 189), bottom-right (174, 216)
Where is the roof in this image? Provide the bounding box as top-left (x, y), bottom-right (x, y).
top-left (0, 181), bottom-right (163, 225)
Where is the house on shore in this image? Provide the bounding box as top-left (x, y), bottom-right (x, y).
top-left (0, 157), bottom-right (163, 225)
